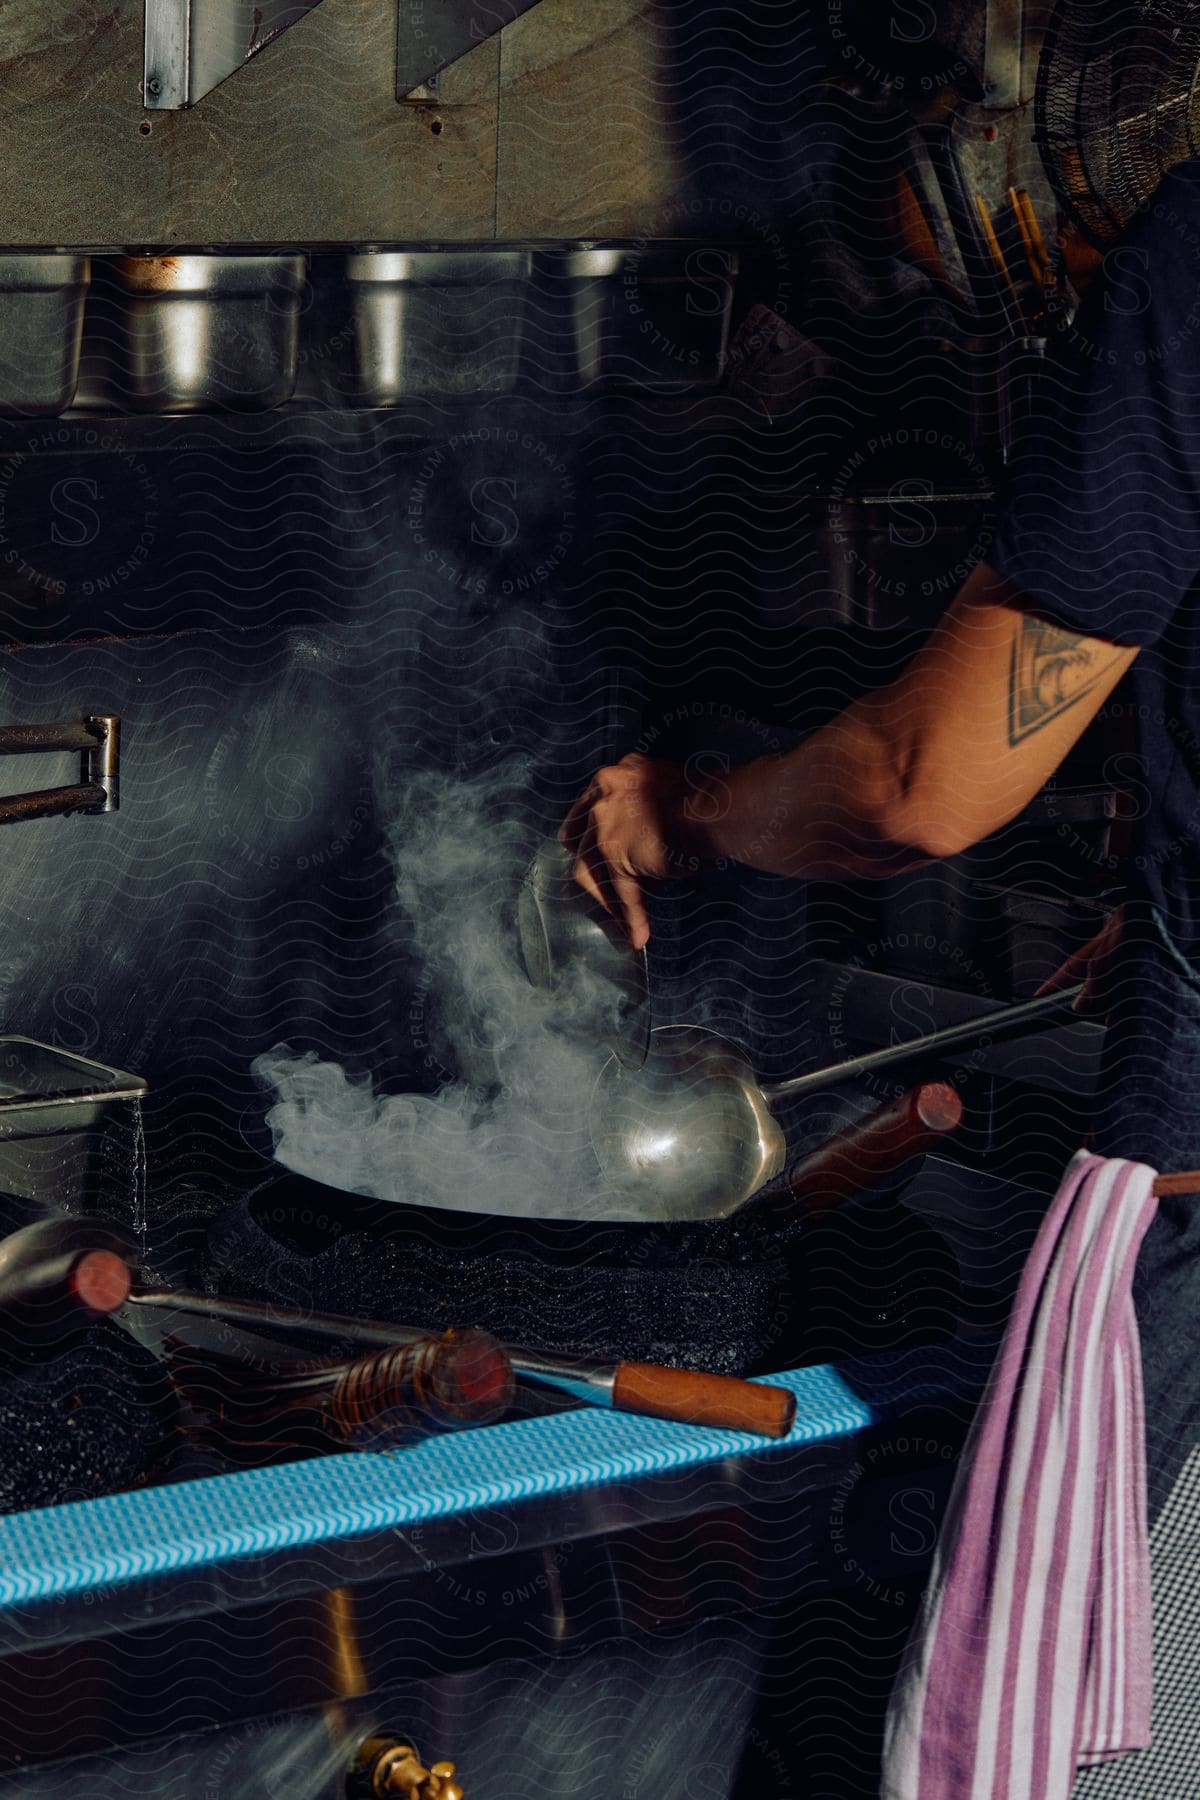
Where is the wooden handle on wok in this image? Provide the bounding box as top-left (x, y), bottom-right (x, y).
top-left (784, 1082), bottom-right (964, 1214)
top-left (610, 1365), bottom-right (796, 1437)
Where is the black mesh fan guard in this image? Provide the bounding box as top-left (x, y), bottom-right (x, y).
top-left (1036, 0), bottom-right (1200, 245)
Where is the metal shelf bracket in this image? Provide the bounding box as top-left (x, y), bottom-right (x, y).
top-left (395, 0), bottom-right (545, 99)
top-left (142, 0), bottom-right (550, 109)
top-left (144, 0), bottom-right (327, 111)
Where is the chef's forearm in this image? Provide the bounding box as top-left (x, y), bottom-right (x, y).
top-left (676, 605), bottom-right (1132, 877)
top-left (680, 700), bottom-right (939, 879)
top-left (661, 569), bottom-right (1140, 887)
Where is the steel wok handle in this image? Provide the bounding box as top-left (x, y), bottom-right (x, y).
top-left (762, 983), bottom-right (1086, 1104)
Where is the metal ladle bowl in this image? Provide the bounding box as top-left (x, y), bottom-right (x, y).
top-left (517, 837), bottom-right (651, 1070)
top-left (588, 1027), bottom-right (787, 1221)
top-left (588, 986), bottom-right (1084, 1222)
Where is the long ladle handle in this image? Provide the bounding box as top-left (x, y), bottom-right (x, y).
top-left (761, 983), bottom-right (1085, 1104)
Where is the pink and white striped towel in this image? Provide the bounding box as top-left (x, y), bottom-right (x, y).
top-left (881, 1150), bottom-right (1160, 1799)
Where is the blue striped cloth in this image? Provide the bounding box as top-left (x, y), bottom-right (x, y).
top-left (0, 1361), bottom-right (877, 1609)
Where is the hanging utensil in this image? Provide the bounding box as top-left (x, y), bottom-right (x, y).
top-left (974, 193), bottom-right (1029, 331)
top-left (1014, 190), bottom-right (1053, 279)
top-left (1008, 186), bottom-right (1048, 292)
top-left (588, 985), bottom-right (1084, 1220)
top-left (517, 836), bottom-right (651, 1070)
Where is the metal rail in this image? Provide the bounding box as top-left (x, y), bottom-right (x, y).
top-left (0, 715), bottom-right (119, 824)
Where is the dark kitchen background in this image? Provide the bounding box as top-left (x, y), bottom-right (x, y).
top-left (0, 0), bottom-right (1116, 1205)
top-left (0, 2), bottom-right (1142, 1796)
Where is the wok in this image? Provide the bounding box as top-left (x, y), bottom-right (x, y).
top-left (208, 1074), bottom-right (971, 1378)
top-left (589, 984), bottom-right (1084, 1220)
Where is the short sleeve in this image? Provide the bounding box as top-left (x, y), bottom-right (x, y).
top-left (989, 161), bottom-right (1200, 648)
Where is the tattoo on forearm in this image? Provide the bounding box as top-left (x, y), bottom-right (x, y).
top-left (1008, 617), bottom-right (1122, 746)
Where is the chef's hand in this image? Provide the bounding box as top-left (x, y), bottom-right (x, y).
top-left (1035, 902), bottom-right (1124, 1019)
top-left (559, 754), bottom-right (708, 950)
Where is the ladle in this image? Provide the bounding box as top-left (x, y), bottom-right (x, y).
top-left (588, 984), bottom-right (1085, 1221)
top-left (517, 836), bottom-right (651, 1069)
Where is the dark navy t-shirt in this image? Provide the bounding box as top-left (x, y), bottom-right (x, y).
top-left (991, 171), bottom-right (1200, 1544)
top-left (990, 160), bottom-right (1200, 956)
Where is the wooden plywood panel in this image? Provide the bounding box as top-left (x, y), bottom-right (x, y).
top-left (158, 0), bottom-right (500, 242)
top-left (0, 2), bottom-right (165, 246)
top-left (0, 0), bottom-right (500, 245)
top-left (495, 0), bottom-right (685, 239)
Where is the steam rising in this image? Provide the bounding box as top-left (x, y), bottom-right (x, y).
top-left (252, 763), bottom-right (642, 1220)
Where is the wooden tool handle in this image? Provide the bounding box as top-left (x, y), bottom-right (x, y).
top-left (1008, 185), bottom-right (1047, 292)
top-left (974, 193), bottom-right (1028, 330)
top-left (1014, 187), bottom-right (1052, 275)
top-left (1152, 1170), bottom-right (1200, 1196)
top-left (783, 1082), bottom-right (964, 1214)
top-left (610, 1365), bottom-right (796, 1437)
